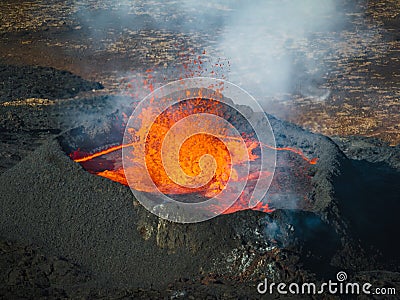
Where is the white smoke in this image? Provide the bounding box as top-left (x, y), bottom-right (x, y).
top-left (71, 0), bottom-right (382, 107)
top-left (215, 0), bottom-right (340, 100)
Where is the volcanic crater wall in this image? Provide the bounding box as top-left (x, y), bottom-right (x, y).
top-left (0, 102), bottom-right (347, 288)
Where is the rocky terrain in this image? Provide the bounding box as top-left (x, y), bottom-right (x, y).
top-left (0, 0), bottom-right (399, 299)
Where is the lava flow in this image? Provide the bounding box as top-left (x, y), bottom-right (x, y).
top-left (71, 93), bottom-right (317, 215)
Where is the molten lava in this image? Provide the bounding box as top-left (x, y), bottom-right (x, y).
top-left (71, 95), bottom-right (317, 215)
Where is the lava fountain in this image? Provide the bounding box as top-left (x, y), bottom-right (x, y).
top-left (71, 78), bottom-right (317, 222)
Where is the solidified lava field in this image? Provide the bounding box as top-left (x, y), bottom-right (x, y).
top-left (0, 0), bottom-right (399, 299)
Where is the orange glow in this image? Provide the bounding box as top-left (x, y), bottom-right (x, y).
top-left (68, 55), bottom-right (319, 215)
top-left (262, 145), bottom-right (318, 165)
top-left (71, 99), bottom-right (317, 215)
top-left (73, 143), bottom-right (133, 163)
top-left (123, 96), bottom-right (262, 197)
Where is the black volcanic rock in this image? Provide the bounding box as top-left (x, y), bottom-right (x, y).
top-left (0, 104), bottom-right (399, 296)
top-left (0, 65), bottom-right (103, 102)
top-left (0, 86), bottom-right (398, 296)
top-left (0, 103), bottom-right (348, 290)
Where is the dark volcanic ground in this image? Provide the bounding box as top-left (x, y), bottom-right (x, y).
top-left (0, 0), bottom-right (399, 299)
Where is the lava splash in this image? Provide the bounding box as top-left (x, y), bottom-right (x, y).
top-left (71, 92), bottom-right (317, 216)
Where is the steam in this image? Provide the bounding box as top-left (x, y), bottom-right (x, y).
top-left (68, 1), bottom-right (379, 213)
top-left (219, 0), bottom-right (339, 98)
top-left (263, 211), bottom-right (339, 250)
top-left (71, 0), bottom-right (372, 105)
top-left (151, 0), bottom-right (348, 102)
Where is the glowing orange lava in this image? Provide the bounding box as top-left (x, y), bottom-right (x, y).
top-left (122, 96), bottom-right (264, 199)
top-left (71, 94), bottom-right (317, 215)
top-left (69, 53), bottom-right (319, 215)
